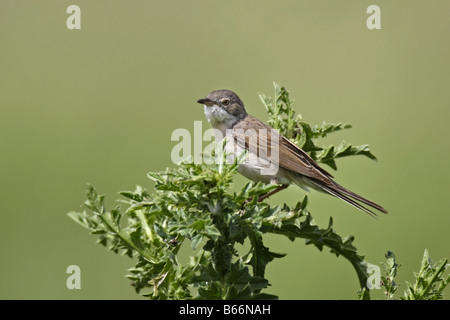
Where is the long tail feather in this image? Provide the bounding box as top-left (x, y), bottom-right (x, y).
top-left (331, 182), bottom-right (388, 214)
top-left (308, 179), bottom-right (387, 217)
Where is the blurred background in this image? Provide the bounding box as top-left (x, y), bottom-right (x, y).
top-left (1, 0), bottom-right (449, 299)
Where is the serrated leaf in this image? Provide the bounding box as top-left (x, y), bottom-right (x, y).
top-left (153, 223), bottom-right (169, 240)
top-left (248, 232), bottom-right (286, 278)
top-left (119, 190), bottom-right (141, 201)
top-left (67, 211), bottom-right (89, 229)
top-left (190, 234), bottom-right (203, 250)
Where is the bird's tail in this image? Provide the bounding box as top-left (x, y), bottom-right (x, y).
top-left (307, 179), bottom-right (388, 217)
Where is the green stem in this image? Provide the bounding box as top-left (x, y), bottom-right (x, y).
top-left (417, 259), bottom-right (448, 299)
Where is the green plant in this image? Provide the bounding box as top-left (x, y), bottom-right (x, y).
top-left (402, 249), bottom-right (449, 300)
top-left (69, 83), bottom-right (449, 300)
top-left (380, 251), bottom-right (400, 300)
top-left (375, 249), bottom-right (449, 300)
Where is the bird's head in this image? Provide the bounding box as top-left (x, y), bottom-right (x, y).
top-left (197, 89), bottom-right (247, 126)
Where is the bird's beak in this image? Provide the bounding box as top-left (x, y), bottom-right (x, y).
top-left (197, 98), bottom-right (214, 106)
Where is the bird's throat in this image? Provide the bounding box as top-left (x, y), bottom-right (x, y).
top-left (204, 105), bottom-right (238, 137)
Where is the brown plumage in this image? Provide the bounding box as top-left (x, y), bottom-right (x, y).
top-left (198, 89), bottom-right (387, 217)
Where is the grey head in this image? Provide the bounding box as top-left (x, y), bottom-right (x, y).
top-left (197, 90), bottom-right (247, 127)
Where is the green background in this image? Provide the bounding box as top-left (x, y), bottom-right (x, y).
top-left (1, 0), bottom-right (449, 299)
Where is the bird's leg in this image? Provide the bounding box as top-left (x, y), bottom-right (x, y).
top-left (257, 184), bottom-right (289, 202)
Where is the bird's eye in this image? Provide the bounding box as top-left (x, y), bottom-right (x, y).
top-left (221, 98), bottom-right (230, 106)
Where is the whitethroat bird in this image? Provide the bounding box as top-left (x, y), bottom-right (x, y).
top-left (197, 89), bottom-right (387, 217)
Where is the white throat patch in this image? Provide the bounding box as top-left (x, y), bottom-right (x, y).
top-left (203, 105), bottom-right (237, 126)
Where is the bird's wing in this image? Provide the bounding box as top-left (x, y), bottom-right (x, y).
top-left (231, 115), bottom-right (333, 184)
top-left (231, 115), bottom-right (388, 215)
top-left (278, 135), bottom-right (334, 181)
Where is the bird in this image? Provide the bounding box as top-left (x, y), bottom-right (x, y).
top-left (197, 89), bottom-right (387, 216)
